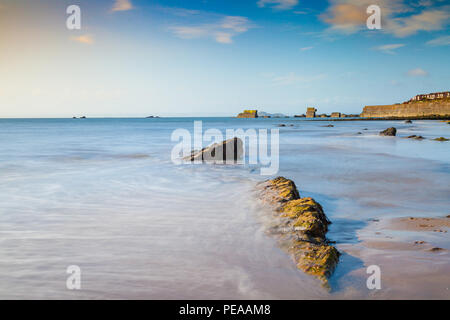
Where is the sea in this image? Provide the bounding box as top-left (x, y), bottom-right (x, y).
top-left (0, 117), bottom-right (449, 299)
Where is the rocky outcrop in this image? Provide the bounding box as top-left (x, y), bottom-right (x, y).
top-left (257, 177), bottom-right (339, 287)
top-left (237, 110), bottom-right (258, 118)
top-left (379, 127), bottom-right (396, 136)
top-left (184, 137), bottom-right (243, 162)
top-left (361, 101), bottom-right (450, 118)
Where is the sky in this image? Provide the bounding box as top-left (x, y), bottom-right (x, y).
top-left (0, 0), bottom-right (449, 117)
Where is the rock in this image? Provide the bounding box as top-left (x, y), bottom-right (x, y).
top-left (379, 127), bottom-right (396, 136)
top-left (407, 135), bottom-right (425, 140)
top-left (405, 120), bottom-right (412, 123)
top-left (414, 241), bottom-right (426, 245)
top-left (278, 124), bottom-right (286, 127)
top-left (429, 247), bottom-right (445, 252)
top-left (363, 128), bottom-right (368, 130)
top-left (433, 137), bottom-right (449, 141)
top-left (357, 132), bottom-right (362, 134)
top-left (322, 124), bottom-right (334, 127)
top-left (80, 116), bottom-right (86, 119)
top-left (258, 176), bottom-right (300, 206)
top-left (237, 110), bottom-right (258, 118)
top-left (257, 177), bottom-right (339, 287)
top-left (184, 137), bottom-right (243, 163)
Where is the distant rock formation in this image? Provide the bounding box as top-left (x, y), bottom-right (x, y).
top-left (184, 137), bottom-right (243, 162)
top-left (237, 110), bottom-right (258, 118)
top-left (361, 92), bottom-right (450, 118)
top-left (257, 177), bottom-right (339, 287)
top-left (306, 107), bottom-right (317, 118)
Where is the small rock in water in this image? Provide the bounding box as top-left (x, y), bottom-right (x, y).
top-left (429, 247), bottom-right (445, 252)
top-left (433, 137), bottom-right (449, 141)
top-left (322, 124), bottom-right (334, 127)
top-left (278, 124), bottom-right (286, 127)
top-left (414, 241), bottom-right (426, 245)
top-left (379, 127), bottom-right (396, 136)
top-left (407, 135), bottom-right (425, 140)
top-left (405, 120), bottom-right (412, 124)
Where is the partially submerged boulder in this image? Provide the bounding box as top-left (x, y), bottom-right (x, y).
top-left (405, 120), bottom-right (412, 124)
top-left (379, 127), bottom-right (396, 136)
top-left (433, 137), bottom-right (449, 141)
top-left (184, 137), bottom-right (243, 162)
top-left (406, 135), bottom-right (425, 140)
top-left (257, 177), bottom-right (339, 287)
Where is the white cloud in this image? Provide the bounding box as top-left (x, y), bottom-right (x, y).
top-left (169, 16), bottom-right (251, 44)
top-left (375, 43), bottom-right (405, 54)
top-left (112, 0), bottom-right (133, 12)
top-left (300, 46), bottom-right (314, 51)
top-left (406, 68), bottom-right (429, 77)
top-left (426, 35), bottom-right (450, 46)
top-left (257, 0), bottom-right (299, 10)
top-left (71, 34), bottom-right (94, 44)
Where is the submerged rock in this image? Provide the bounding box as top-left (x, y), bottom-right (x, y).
top-left (184, 137), bottom-right (243, 162)
top-left (433, 137), bottom-right (449, 141)
top-left (379, 127), bottom-right (396, 136)
top-left (322, 124), bottom-right (334, 127)
top-left (257, 177), bottom-right (339, 287)
top-left (405, 120), bottom-right (412, 124)
top-left (406, 135), bottom-right (425, 140)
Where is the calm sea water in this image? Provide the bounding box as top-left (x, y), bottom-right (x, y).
top-left (0, 118), bottom-right (449, 299)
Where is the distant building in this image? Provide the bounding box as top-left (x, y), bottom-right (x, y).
top-left (306, 107), bottom-right (317, 118)
top-left (408, 91), bottom-right (450, 103)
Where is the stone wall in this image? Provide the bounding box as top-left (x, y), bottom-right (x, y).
top-left (361, 101), bottom-right (450, 118)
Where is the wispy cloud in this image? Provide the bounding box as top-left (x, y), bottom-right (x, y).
top-left (111, 0), bottom-right (133, 12)
top-left (169, 16), bottom-right (251, 44)
top-left (374, 43), bottom-right (405, 54)
top-left (387, 7), bottom-right (450, 37)
top-left (300, 46), bottom-right (314, 51)
top-left (406, 68), bottom-right (429, 77)
top-left (71, 34), bottom-right (94, 44)
top-left (257, 0), bottom-right (299, 10)
top-left (320, 0), bottom-right (449, 37)
top-left (426, 35), bottom-right (450, 46)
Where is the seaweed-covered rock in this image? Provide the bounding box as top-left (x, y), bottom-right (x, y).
top-left (433, 137), bottom-right (449, 141)
top-left (184, 137), bottom-right (243, 162)
top-left (258, 176), bottom-right (300, 206)
top-left (257, 177), bottom-right (339, 287)
top-left (379, 127), bottom-right (396, 136)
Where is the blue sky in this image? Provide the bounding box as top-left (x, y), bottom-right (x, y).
top-left (0, 0), bottom-right (449, 117)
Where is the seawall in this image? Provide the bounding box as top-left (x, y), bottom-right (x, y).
top-left (361, 101), bottom-right (450, 118)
